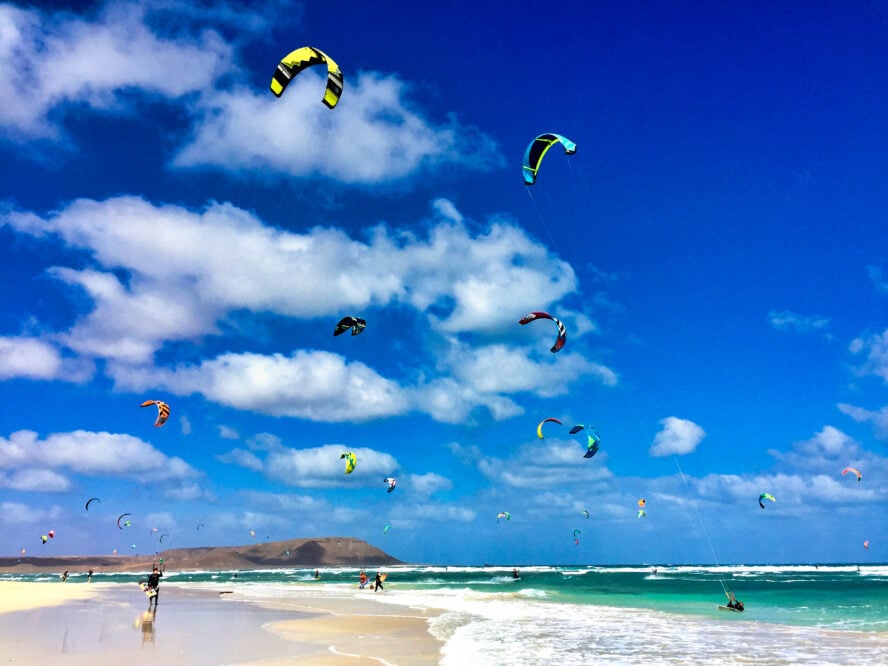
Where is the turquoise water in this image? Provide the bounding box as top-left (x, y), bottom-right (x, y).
top-left (7, 563), bottom-right (887, 631)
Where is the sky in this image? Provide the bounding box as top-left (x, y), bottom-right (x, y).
top-left (0, 0), bottom-right (886, 566)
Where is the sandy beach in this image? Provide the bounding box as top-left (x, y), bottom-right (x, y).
top-left (0, 581), bottom-right (443, 665)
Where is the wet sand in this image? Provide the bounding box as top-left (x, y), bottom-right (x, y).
top-left (0, 582), bottom-right (443, 665)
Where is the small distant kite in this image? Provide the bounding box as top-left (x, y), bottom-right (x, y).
top-left (384, 477), bottom-right (397, 493)
top-left (383, 524), bottom-right (391, 535)
top-left (519, 312), bottom-right (566, 353)
top-left (581, 510), bottom-right (589, 519)
top-left (196, 523), bottom-right (205, 531)
top-left (638, 499), bottom-right (646, 508)
top-left (85, 497), bottom-right (100, 510)
top-left (637, 510), bottom-right (646, 519)
top-left (864, 540), bottom-right (870, 550)
top-left (536, 417), bottom-right (563, 439)
top-left (117, 513), bottom-right (132, 529)
top-left (842, 467), bottom-right (862, 482)
top-left (573, 529), bottom-right (581, 538)
top-left (249, 530), bottom-right (256, 538)
top-left (334, 316), bottom-right (366, 336)
top-left (758, 493), bottom-right (776, 509)
top-left (340, 452), bottom-right (357, 474)
top-left (497, 511), bottom-right (511, 522)
top-left (40, 530), bottom-right (55, 544)
top-left (140, 400), bottom-right (170, 427)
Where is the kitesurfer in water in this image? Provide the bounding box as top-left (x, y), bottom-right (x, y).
top-left (359, 570), bottom-right (368, 589)
top-left (512, 568), bottom-right (519, 579)
top-left (725, 591), bottom-right (744, 611)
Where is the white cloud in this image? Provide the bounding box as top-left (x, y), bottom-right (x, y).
top-left (868, 265), bottom-right (887, 294)
top-left (0, 468), bottom-right (71, 492)
top-left (849, 329), bottom-right (888, 383)
top-left (0, 501), bottom-right (62, 525)
top-left (405, 472), bottom-right (452, 496)
top-left (219, 442), bottom-right (399, 488)
top-left (0, 336), bottom-right (92, 381)
top-left (838, 403), bottom-right (888, 441)
top-left (769, 310), bottom-right (830, 336)
top-left (0, 1), bottom-right (235, 142)
top-left (174, 72), bottom-right (501, 184)
top-left (650, 417), bottom-right (706, 457)
top-left (0, 429), bottom-right (200, 484)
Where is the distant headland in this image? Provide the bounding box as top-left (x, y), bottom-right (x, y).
top-left (0, 537), bottom-right (401, 573)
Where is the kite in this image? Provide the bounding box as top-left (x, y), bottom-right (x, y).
top-left (638, 499), bottom-right (646, 508)
top-left (519, 311), bottom-right (566, 353)
top-left (758, 493), bottom-right (776, 509)
top-left (249, 530), bottom-right (256, 538)
top-left (196, 523), bottom-right (205, 531)
top-left (334, 316), bottom-right (366, 336)
top-left (497, 511), bottom-right (511, 522)
top-left (140, 400), bottom-right (170, 427)
top-left (270, 46), bottom-right (343, 109)
top-left (40, 531), bottom-right (54, 544)
top-left (159, 534), bottom-right (169, 543)
top-left (637, 510), bottom-right (646, 519)
top-left (384, 477), bottom-right (397, 493)
top-left (522, 133), bottom-right (577, 185)
top-left (570, 424), bottom-right (601, 457)
top-left (41, 535), bottom-right (48, 544)
top-left (383, 524), bottom-right (391, 534)
top-left (581, 510), bottom-right (589, 519)
top-left (85, 497), bottom-right (100, 510)
top-left (842, 467), bottom-right (862, 482)
top-left (573, 529), bottom-right (581, 538)
top-left (20, 548), bottom-right (25, 555)
top-left (117, 513), bottom-right (132, 529)
top-left (341, 452), bottom-right (357, 474)
top-left (864, 540), bottom-right (870, 550)
top-left (536, 417), bottom-right (563, 439)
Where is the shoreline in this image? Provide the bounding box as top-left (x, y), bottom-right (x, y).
top-left (0, 581), bottom-right (444, 665)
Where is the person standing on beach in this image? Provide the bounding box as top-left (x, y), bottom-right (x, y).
top-left (87, 569), bottom-right (93, 583)
top-left (374, 571), bottom-right (384, 593)
top-left (61, 570), bottom-right (68, 582)
top-left (359, 570), bottom-right (368, 589)
top-left (146, 566), bottom-right (162, 609)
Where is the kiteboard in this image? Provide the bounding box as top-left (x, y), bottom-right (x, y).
top-left (139, 582), bottom-right (157, 598)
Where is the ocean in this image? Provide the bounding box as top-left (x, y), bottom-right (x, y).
top-left (6, 563), bottom-right (888, 664)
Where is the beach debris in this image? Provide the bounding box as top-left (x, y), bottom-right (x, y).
top-left (334, 316), bottom-right (366, 336)
top-left (340, 451), bottom-right (357, 474)
top-left (519, 311), bottom-right (566, 353)
top-left (522, 133), bottom-right (576, 185)
top-left (270, 46), bottom-right (343, 109)
top-left (758, 493), bottom-right (776, 509)
top-left (140, 399), bottom-right (170, 427)
top-left (842, 467), bottom-right (862, 482)
top-left (117, 513), bottom-right (132, 529)
top-left (384, 477), bottom-right (397, 493)
top-left (85, 497), bottom-right (100, 510)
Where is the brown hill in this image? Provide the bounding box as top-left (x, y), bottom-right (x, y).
top-left (0, 537), bottom-right (401, 574)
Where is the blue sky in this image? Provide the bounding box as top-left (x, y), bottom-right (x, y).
top-left (0, 0), bottom-right (886, 565)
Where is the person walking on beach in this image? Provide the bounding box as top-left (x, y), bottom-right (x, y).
top-left (374, 571), bottom-right (384, 593)
top-left (359, 570), bottom-right (368, 589)
top-left (146, 566), bottom-right (162, 609)
top-left (61, 570), bottom-right (68, 582)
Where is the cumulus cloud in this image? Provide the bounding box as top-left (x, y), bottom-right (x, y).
top-left (0, 336), bottom-right (92, 381)
top-left (220, 441), bottom-right (399, 488)
top-left (838, 403), bottom-right (888, 441)
top-left (174, 73), bottom-right (501, 184)
top-left (649, 417), bottom-right (706, 457)
top-left (406, 472), bottom-right (452, 496)
top-left (0, 1), bottom-right (235, 142)
top-left (849, 329), bottom-right (888, 383)
top-left (0, 429), bottom-right (201, 490)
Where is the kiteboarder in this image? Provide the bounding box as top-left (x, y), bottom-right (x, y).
top-left (88, 569), bottom-right (93, 583)
top-left (374, 571), bottom-right (384, 593)
top-left (359, 570), bottom-right (368, 589)
top-left (725, 591), bottom-right (744, 611)
top-left (146, 566), bottom-right (162, 609)
top-left (512, 568), bottom-right (519, 579)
